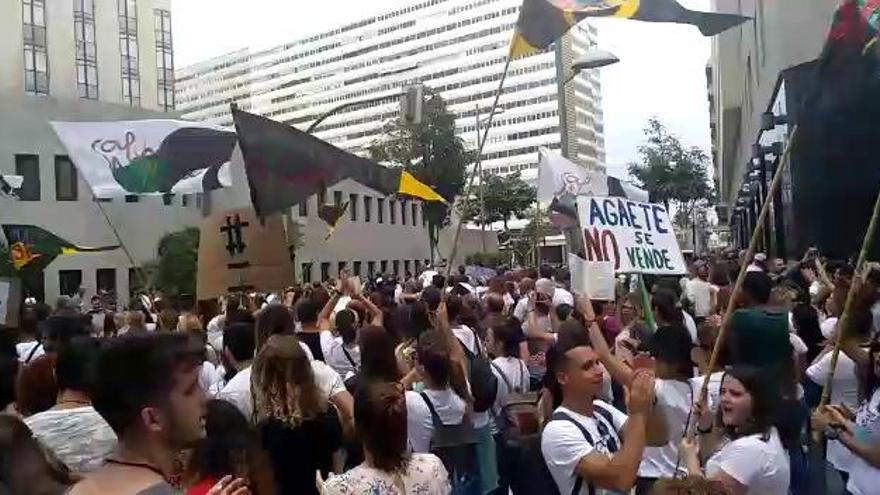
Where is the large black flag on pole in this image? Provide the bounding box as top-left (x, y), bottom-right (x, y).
top-left (509, 0), bottom-right (750, 58)
top-left (231, 108), bottom-right (446, 220)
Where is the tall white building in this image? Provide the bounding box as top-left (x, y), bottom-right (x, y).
top-left (176, 0), bottom-right (606, 177)
top-left (0, 0), bottom-right (200, 305)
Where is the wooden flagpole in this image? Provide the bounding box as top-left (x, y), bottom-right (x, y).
top-left (813, 186), bottom-right (880, 438)
top-left (686, 125), bottom-right (800, 439)
top-left (444, 56), bottom-right (513, 276)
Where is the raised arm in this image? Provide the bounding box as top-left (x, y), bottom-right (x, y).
top-left (576, 293), bottom-right (634, 387)
top-left (318, 292), bottom-right (342, 331)
top-left (575, 371), bottom-right (653, 492)
top-left (352, 293), bottom-right (384, 327)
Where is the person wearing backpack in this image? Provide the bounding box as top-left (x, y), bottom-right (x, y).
top-left (541, 298), bottom-right (655, 495)
top-left (488, 317), bottom-right (534, 495)
top-left (406, 329), bottom-right (482, 494)
top-left (446, 295), bottom-right (499, 494)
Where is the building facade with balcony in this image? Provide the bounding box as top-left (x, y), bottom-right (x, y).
top-left (0, 0), bottom-right (201, 305)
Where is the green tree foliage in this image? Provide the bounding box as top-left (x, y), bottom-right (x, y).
top-left (627, 117), bottom-right (713, 211)
top-left (458, 172), bottom-right (535, 230)
top-left (369, 92), bottom-right (472, 259)
top-left (154, 227), bottom-right (199, 296)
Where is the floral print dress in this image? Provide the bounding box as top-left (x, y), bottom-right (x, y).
top-left (321, 453), bottom-right (451, 495)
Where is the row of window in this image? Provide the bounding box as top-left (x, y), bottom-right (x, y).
top-left (20, 0), bottom-right (172, 108)
top-left (458, 110), bottom-right (559, 134)
top-left (277, 58), bottom-right (552, 128)
top-left (180, 11), bottom-right (523, 115)
top-left (302, 258), bottom-right (431, 284)
top-left (297, 191), bottom-right (425, 228)
top-left (11, 153), bottom-right (200, 207)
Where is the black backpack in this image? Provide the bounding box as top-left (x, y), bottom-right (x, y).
top-left (419, 392), bottom-right (481, 495)
top-left (511, 406), bottom-right (619, 495)
top-left (456, 328), bottom-right (498, 413)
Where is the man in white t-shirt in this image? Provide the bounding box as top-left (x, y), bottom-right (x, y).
top-left (685, 263), bottom-right (713, 318)
top-left (541, 334), bottom-right (655, 494)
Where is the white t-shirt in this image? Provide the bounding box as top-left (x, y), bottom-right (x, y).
top-left (541, 402), bottom-right (628, 495)
top-left (639, 380), bottom-right (694, 478)
top-left (321, 330), bottom-right (360, 378)
top-left (553, 287), bottom-right (574, 307)
top-left (821, 316), bottom-right (839, 340)
top-left (682, 311), bottom-right (698, 344)
top-left (198, 361), bottom-right (223, 393)
top-left (24, 406), bottom-right (117, 474)
top-left (405, 388), bottom-right (468, 453)
top-left (420, 270), bottom-right (439, 288)
top-left (217, 360), bottom-right (346, 421)
top-left (789, 333), bottom-right (808, 356)
top-left (807, 352), bottom-right (860, 469)
top-left (16, 341), bottom-right (44, 363)
top-left (513, 296), bottom-right (530, 322)
top-left (451, 324), bottom-right (489, 429)
top-left (686, 278), bottom-right (714, 317)
top-left (846, 389), bottom-right (880, 495)
top-left (490, 356), bottom-right (530, 415)
top-left (705, 428), bottom-right (790, 495)
top-left (206, 314), bottom-right (225, 351)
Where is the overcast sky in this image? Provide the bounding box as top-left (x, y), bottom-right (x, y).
top-left (172, 0), bottom-right (714, 181)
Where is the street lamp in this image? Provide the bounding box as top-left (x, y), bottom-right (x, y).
top-left (564, 50), bottom-right (620, 84)
top-left (474, 105), bottom-right (505, 252)
top-left (305, 63), bottom-right (421, 133)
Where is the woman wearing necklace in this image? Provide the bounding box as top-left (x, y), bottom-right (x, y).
top-left (68, 334), bottom-right (250, 495)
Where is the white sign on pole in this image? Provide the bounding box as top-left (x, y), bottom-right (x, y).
top-left (577, 196), bottom-right (687, 275)
top-left (568, 254), bottom-right (616, 301)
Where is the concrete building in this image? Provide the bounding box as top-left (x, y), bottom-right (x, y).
top-left (176, 0), bottom-right (603, 278)
top-left (708, 0), bottom-right (880, 258)
top-left (0, 0), bottom-right (199, 305)
top-left (175, 0), bottom-right (606, 175)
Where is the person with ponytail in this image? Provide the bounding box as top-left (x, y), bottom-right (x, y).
top-left (321, 381), bottom-right (450, 494)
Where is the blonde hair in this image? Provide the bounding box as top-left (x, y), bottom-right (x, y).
top-left (178, 313), bottom-right (203, 333)
top-left (252, 335), bottom-right (325, 426)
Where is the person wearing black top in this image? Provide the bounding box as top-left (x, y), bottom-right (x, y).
top-left (295, 297), bottom-right (325, 362)
top-left (253, 335), bottom-right (343, 495)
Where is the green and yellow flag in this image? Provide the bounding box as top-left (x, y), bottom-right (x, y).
top-left (510, 0), bottom-right (750, 59)
top-left (2, 224), bottom-right (119, 270)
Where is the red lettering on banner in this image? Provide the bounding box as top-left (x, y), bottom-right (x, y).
top-left (583, 227), bottom-right (620, 270)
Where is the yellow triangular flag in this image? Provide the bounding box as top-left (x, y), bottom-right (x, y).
top-left (398, 171), bottom-right (447, 204)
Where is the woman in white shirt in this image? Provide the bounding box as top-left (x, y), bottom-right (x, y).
top-left (681, 366), bottom-right (791, 495)
top-left (322, 309), bottom-right (362, 379)
top-left (812, 339), bottom-right (880, 495)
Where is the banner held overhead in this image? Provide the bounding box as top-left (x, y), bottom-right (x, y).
top-left (577, 196), bottom-right (686, 275)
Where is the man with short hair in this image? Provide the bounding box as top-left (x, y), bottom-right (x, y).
top-left (542, 316), bottom-right (655, 495)
top-left (70, 333), bottom-right (247, 494)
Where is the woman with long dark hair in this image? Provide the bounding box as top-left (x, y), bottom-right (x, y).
top-left (0, 415), bottom-right (76, 495)
top-left (320, 382), bottom-right (450, 494)
top-left (185, 400), bottom-right (276, 495)
top-left (680, 366), bottom-right (790, 494)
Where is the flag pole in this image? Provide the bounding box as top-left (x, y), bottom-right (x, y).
top-left (686, 125), bottom-right (800, 439)
top-left (91, 199), bottom-right (150, 300)
top-left (444, 55), bottom-right (513, 276)
top-left (813, 185), bottom-right (880, 438)
top-left (637, 273), bottom-right (657, 332)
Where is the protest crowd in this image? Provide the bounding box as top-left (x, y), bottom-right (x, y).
top-left (0, 248), bottom-right (878, 495)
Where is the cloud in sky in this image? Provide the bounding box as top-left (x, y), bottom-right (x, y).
top-left (172, 0), bottom-right (714, 180)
